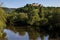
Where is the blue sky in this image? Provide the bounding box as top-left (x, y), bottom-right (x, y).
top-left (0, 0), bottom-right (60, 8)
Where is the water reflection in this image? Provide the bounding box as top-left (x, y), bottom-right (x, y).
top-left (3, 26), bottom-right (49, 40)
top-left (4, 29), bottom-right (29, 40)
top-left (0, 31), bottom-right (7, 40)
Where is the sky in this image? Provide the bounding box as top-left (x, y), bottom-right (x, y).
top-left (0, 0), bottom-right (60, 8)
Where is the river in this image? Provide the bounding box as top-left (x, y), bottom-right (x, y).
top-left (2, 26), bottom-right (49, 40)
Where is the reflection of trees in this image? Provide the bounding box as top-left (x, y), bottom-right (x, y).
top-left (27, 26), bottom-right (50, 40)
top-left (29, 31), bottom-right (39, 40)
top-left (6, 26), bottom-right (49, 40)
top-left (6, 26), bottom-right (26, 36)
top-left (0, 31), bottom-right (7, 40)
top-left (15, 27), bottom-right (26, 36)
top-left (0, 27), bottom-right (7, 40)
top-left (6, 26), bottom-right (40, 40)
top-left (40, 33), bottom-right (44, 40)
top-left (27, 27), bottom-right (40, 40)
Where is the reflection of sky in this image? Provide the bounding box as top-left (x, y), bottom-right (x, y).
top-left (44, 36), bottom-right (49, 40)
top-left (4, 29), bottom-right (29, 40)
top-left (0, 0), bottom-right (60, 8)
top-left (4, 29), bottom-right (49, 40)
top-left (37, 36), bottom-right (49, 40)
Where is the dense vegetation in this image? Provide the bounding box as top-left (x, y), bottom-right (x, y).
top-left (0, 3), bottom-right (60, 39)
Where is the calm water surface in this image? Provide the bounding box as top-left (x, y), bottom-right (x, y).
top-left (3, 26), bottom-right (49, 40)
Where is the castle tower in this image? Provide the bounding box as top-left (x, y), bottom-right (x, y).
top-left (32, 3), bottom-right (39, 6)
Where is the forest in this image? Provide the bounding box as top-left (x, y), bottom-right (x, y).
top-left (0, 3), bottom-right (60, 39)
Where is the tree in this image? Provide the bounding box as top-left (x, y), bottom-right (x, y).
top-left (18, 13), bottom-right (28, 20)
top-left (28, 9), bottom-right (40, 25)
top-left (0, 7), bottom-right (7, 38)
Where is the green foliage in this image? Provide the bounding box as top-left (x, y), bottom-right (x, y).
top-left (18, 13), bottom-right (28, 20)
top-left (28, 9), bottom-right (40, 25)
top-left (0, 7), bottom-right (7, 27)
top-left (0, 7), bottom-right (7, 38)
top-left (6, 12), bottom-right (18, 25)
top-left (0, 3), bottom-right (60, 38)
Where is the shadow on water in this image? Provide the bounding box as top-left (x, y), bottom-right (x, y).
top-left (1, 26), bottom-right (60, 40)
top-left (1, 26), bottom-right (49, 40)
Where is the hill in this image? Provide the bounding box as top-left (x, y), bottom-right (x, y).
top-left (2, 7), bottom-right (16, 13)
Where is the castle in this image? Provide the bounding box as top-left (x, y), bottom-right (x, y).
top-left (32, 3), bottom-right (42, 7)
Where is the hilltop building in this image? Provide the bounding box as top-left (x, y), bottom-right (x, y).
top-left (32, 3), bottom-right (43, 7)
